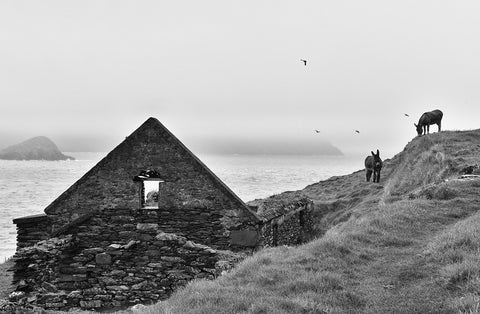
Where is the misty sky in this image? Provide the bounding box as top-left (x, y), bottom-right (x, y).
top-left (1, 1), bottom-right (480, 158)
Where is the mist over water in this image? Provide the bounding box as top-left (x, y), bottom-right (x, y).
top-left (3, 1), bottom-right (480, 161)
top-left (0, 152), bottom-right (362, 261)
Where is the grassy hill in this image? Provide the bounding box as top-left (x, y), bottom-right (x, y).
top-left (135, 130), bottom-right (480, 314)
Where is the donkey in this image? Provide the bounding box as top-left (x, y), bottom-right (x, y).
top-left (414, 109), bottom-right (443, 136)
top-left (365, 149), bottom-right (383, 183)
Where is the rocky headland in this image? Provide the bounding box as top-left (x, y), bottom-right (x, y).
top-left (0, 136), bottom-right (74, 161)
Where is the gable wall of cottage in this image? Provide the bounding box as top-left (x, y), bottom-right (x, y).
top-left (36, 119), bottom-right (259, 249)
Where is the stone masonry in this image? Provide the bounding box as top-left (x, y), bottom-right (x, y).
top-left (11, 117), bottom-right (314, 311)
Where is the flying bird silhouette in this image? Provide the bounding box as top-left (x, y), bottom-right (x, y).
top-left (404, 113), bottom-right (410, 117)
top-left (355, 130), bottom-right (360, 134)
top-left (300, 59), bottom-right (307, 66)
top-left (315, 130), bottom-right (320, 133)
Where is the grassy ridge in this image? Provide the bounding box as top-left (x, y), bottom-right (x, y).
top-left (137, 130), bottom-right (480, 314)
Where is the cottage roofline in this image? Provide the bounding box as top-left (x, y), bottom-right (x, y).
top-left (43, 117), bottom-right (261, 222)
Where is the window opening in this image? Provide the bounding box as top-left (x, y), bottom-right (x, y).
top-left (143, 180), bottom-right (160, 208)
top-left (133, 170), bottom-right (164, 208)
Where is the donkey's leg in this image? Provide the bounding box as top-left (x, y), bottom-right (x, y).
top-left (438, 122), bottom-right (441, 132)
top-left (366, 170), bottom-right (372, 182)
top-left (427, 125), bottom-right (430, 134)
top-left (376, 171), bottom-right (381, 183)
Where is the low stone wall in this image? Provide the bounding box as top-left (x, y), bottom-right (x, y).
top-left (11, 199), bottom-right (312, 311)
top-left (11, 227), bottom-right (243, 311)
top-left (260, 200), bottom-right (314, 247)
top-left (12, 214), bottom-right (51, 249)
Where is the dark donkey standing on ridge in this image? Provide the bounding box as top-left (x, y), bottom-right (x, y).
top-left (365, 149), bottom-right (383, 183)
top-left (414, 109), bottom-right (443, 136)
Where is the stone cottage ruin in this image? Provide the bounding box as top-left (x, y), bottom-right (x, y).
top-left (11, 117), bottom-right (313, 311)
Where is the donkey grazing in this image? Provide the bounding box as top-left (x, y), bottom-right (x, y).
top-left (414, 109), bottom-right (443, 136)
top-left (365, 149), bottom-right (383, 183)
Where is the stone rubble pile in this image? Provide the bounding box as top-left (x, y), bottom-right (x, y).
top-left (10, 231), bottom-right (244, 311)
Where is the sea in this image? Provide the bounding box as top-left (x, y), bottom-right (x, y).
top-left (0, 152), bottom-right (362, 262)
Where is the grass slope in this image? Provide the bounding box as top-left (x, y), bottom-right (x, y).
top-left (137, 130), bottom-right (480, 314)
top-left (0, 259), bottom-right (14, 300)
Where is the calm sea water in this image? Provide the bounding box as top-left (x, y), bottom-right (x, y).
top-left (0, 152), bottom-right (362, 261)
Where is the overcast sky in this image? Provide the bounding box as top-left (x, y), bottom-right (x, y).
top-left (1, 1), bottom-right (479, 157)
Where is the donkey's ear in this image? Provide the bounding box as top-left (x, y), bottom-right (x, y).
top-left (371, 151), bottom-right (375, 156)
top-left (376, 149), bottom-right (380, 156)
top-left (414, 123), bottom-right (417, 127)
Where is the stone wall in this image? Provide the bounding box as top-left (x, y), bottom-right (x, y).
top-left (13, 214), bottom-right (51, 249)
top-left (11, 215), bottom-right (244, 311)
top-left (154, 182), bottom-right (259, 249)
top-left (10, 201), bottom-right (311, 311)
top-left (260, 202), bottom-right (314, 247)
top-left (40, 118), bottom-right (259, 250)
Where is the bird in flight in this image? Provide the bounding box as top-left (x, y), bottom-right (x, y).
top-left (315, 130), bottom-right (320, 133)
top-left (355, 130), bottom-right (360, 134)
top-left (300, 59), bottom-right (307, 66)
top-left (404, 113), bottom-right (409, 117)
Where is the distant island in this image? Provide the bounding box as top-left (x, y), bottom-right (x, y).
top-left (193, 138), bottom-right (344, 155)
top-left (0, 136), bottom-right (74, 161)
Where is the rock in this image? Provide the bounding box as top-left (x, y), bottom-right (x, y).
top-left (132, 303), bottom-right (148, 312)
top-left (122, 240), bottom-right (138, 249)
top-left (137, 233), bottom-right (154, 241)
top-left (155, 232), bottom-right (186, 243)
top-left (72, 274), bottom-right (87, 281)
top-left (183, 240), bottom-right (216, 253)
top-left (182, 241), bottom-right (198, 250)
top-left (108, 270), bottom-right (127, 277)
top-left (108, 244), bottom-right (122, 250)
top-left (106, 285), bottom-right (129, 291)
top-left (67, 290), bottom-right (82, 299)
top-left (82, 247), bottom-right (104, 255)
top-left (0, 136), bottom-right (74, 161)
top-left (99, 276), bottom-right (118, 285)
top-left (95, 253), bottom-right (112, 265)
top-left (83, 287), bottom-right (106, 295)
top-left (161, 256), bottom-right (185, 263)
top-left (41, 281), bottom-right (58, 293)
top-left (80, 300), bottom-right (103, 308)
top-left (119, 231), bottom-right (136, 239)
top-left (131, 281), bottom-right (149, 290)
top-left (9, 291), bottom-right (25, 302)
top-left (136, 223), bottom-right (159, 232)
top-left (94, 295), bottom-right (113, 301)
top-left (147, 262), bottom-right (164, 268)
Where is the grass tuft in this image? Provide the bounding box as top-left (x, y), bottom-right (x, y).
top-left (442, 260), bottom-right (480, 287)
top-left (453, 293), bottom-right (480, 314)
